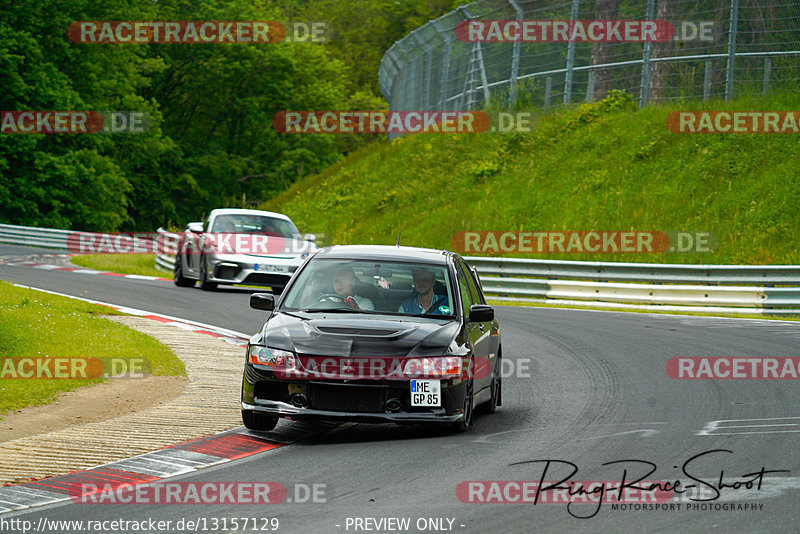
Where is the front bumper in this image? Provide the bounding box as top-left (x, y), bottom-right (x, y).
top-left (241, 401), bottom-right (463, 424)
top-left (242, 365), bottom-right (469, 425)
top-left (206, 253), bottom-right (305, 286)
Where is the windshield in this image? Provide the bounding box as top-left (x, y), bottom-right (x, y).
top-left (211, 214), bottom-right (299, 238)
top-left (281, 259), bottom-right (456, 317)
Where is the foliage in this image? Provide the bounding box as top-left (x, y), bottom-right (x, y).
top-left (262, 94), bottom-right (800, 265)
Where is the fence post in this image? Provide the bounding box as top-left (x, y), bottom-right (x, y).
top-left (456, 8), bottom-right (472, 111)
top-left (508, 0), bottom-right (523, 107)
top-left (544, 76), bottom-right (552, 107)
top-left (703, 60), bottom-right (713, 100)
top-left (762, 56), bottom-right (772, 94)
top-left (413, 32), bottom-right (434, 110)
top-left (382, 46), bottom-right (401, 110)
top-left (586, 71), bottom-right (595, 102)
top-left (639, 0), bottom-right (656, 107)
top-left (458, 7), bottom-right (490, 110)
top-left (395, 41), bottom-right (412, 112)
top-left (725, 0), bottom-right (739, 101)
top-left (432, 20), bottom-right (452, 110)
top-left (563, 0), bottom-right (580, 104)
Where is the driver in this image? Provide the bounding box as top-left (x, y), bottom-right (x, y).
top-left (398, 268), bottom-right (450, 315)
top-left (332, 265), bottom-right (374, 310)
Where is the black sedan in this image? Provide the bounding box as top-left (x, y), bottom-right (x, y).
top-left (241, 245), bottom-right (502, 432)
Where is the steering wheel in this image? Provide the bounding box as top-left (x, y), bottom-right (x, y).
top-left (312, 293), bottom-right (349, 308)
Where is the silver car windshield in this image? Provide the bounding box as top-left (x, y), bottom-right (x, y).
top-left (211, 214), bottom-right (299, 238)
top-left (281, 259), bottom-right (456, 317)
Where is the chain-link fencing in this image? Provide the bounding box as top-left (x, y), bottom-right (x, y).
top-left (379, 0), bottom-right (800, 123)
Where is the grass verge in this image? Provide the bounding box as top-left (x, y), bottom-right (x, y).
top-left (70, 254), bottom-right (167, 278)
top-left (0, 280), bottom-right (185, 419)
top-left (262, 92), bottom-right (800, 265)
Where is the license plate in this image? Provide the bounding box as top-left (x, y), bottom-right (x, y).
top-left (410, 379), bottom-right (441, 407)
top-left (254, 263), bottom-right (289, 273)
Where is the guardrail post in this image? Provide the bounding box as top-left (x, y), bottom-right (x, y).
top-left (703, 60), bottom-right (712, 100)
top-left (639, 0), bottom-right (656, 107)
top-left (563, 0), bottom-right (580, 104)
top-left (762, 56), bottom-right (772, 94)
top-left (725, 0), bottom-right (739, 101)
top-left (508, 0), bottom-right (523, 107)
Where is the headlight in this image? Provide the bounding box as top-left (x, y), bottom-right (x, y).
top-left (402, 356), bottom-right (462, 378)
top-left (248, 346), bottom-right (297, 369)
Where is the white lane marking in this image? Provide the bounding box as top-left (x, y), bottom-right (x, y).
top-left (579, 429), bottom-right (660, 440)
top-left (698, 416), bottom-right (800, 436)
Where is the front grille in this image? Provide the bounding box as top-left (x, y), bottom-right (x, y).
top-left (244, 272), bottom-right (291, 286)
top-left (310, 384), bottom-right (385, 413)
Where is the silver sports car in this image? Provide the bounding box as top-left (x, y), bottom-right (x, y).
top-left (173, 208), bottom-right (317, 293)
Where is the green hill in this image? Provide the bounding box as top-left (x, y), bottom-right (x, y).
top-left (262, 92), bottom-right (800, 264)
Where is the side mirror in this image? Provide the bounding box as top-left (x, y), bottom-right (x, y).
top-left (303, 233), bottom-right (317, 243)
top-left (468, 304), bottom-right (494, 323)
top-left (250, 293), bottom-right (275, 311)
top-left (187, 222), bottom-right (203, 233)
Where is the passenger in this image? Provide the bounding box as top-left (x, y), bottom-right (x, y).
top-left (333, 266), bottom-right (374, 310)
top-left (398, 268), bottom-right (450, 315)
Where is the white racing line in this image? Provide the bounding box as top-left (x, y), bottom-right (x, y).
top-left (10, 283), bottom-right (251, 347)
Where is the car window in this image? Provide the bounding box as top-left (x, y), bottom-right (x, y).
top-left (280, 258), bottom-right (455, 317)
top-left (211, 214), bottom-right (299, 238)
top-left (464, 263), bottom-right (486, 305)
top-left (457, 265), bottom-right (475, 316)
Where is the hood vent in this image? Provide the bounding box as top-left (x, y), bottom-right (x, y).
top-left (313, 325), bottom-right (408, 338)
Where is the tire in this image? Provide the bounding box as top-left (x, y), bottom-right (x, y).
top-left (199, 259), bottom-right (217, 291)
top-left (242, 410), bottom-right (279, 431)
top-left (173, 255), bottom-right (195, 287)
top-left (450, 379), bottom-right (474, 433)
top-left (476, 356), bottom-right (501, 415)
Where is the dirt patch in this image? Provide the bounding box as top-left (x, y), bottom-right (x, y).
top-left (0, 375), bottom-right (187, 443)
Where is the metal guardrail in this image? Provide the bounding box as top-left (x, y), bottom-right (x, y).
top-left (0, 223), bottom-right (72, 250)
top-left (1, 223), bottom-right (799, 314)
top-left (466, 256), bottom-right (800, 314)
top-left (155, 228), bottom-right (178, 271)
top-left (0, 222), bottom-right (160, 260)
